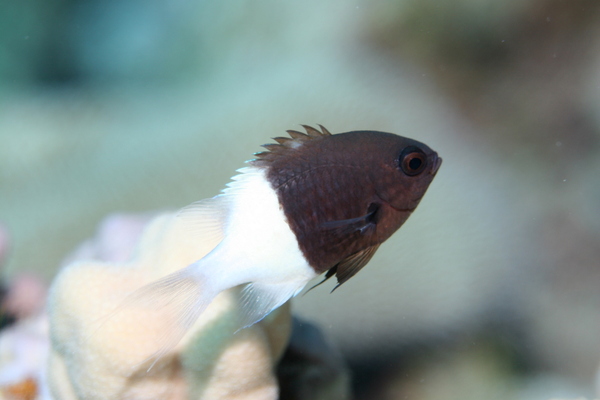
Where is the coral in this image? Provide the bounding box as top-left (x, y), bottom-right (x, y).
top-left (0, 223), bottom-right (51, 400)
top-left (3, 274), bottom-right (47, 321)
top-left (47, 212), bottom-right (293, 400)
top-left (0, 225), bottom-right (9, 267)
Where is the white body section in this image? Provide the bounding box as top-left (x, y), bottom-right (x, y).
top-left (200, 166), bottom-right (316, 287)
top-left (89, 166), bottom-right (319, 366)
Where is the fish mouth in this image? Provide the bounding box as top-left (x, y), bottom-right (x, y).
top-left (430, 156), bottom-right (442, 175)
top-left (388, 203), bottom-right (417, 213)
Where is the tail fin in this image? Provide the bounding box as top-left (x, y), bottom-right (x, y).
top-left (90, 263), bottom-right (217, 372)
top-left (85, 196), bottom-right (232, 372)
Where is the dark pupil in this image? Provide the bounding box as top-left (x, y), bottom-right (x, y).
top-left (408, 157), bottom-right (422, 170)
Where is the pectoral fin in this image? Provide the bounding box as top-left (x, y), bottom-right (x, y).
top-left (321, 203), bottom-right (380, 236)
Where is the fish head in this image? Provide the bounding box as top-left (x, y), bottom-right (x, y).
top-left (363, 132), bottom-right (442, 214)
top-left (252, 126), bottom-right (441, 274)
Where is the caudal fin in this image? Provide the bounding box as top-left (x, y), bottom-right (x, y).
top-left (90, 263), bottom-right (217, 372)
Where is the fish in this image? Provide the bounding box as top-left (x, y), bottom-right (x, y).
top-left (115, 125), bottom-right (441, 366)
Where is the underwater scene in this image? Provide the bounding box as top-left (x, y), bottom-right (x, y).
top-left (1, 0), bottom-right (600, 399)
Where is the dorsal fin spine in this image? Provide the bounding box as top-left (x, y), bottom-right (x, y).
top-left (251, 125), bottom-right (333, 166)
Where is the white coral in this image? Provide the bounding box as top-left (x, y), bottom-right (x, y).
top-left (47, 212), bottom-right (292, 400)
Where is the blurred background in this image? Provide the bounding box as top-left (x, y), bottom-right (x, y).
top-left (1, 0), bottom-right (600, 399)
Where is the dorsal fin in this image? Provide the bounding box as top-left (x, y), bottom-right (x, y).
top-left (250, 125), bottom-right (332, 167)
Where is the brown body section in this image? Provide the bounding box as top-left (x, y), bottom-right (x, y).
top-left (252, 126), bottom-right (441, 286)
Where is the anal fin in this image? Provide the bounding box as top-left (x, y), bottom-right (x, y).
top-left (237, 281), bottom-right (306, 331)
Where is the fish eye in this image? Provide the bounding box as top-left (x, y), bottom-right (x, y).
top-left (399, 146), bottom-right (427, 176)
